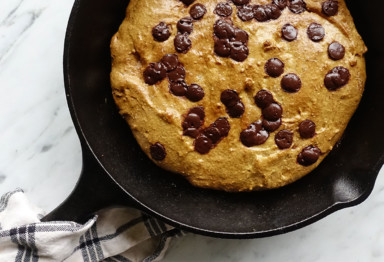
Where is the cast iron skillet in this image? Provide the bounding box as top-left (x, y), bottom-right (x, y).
top-left (43, 0), bottom-right (384, 239)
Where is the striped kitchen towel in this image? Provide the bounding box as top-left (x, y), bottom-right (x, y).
top-left (0, 189), bottom-right (183, 262)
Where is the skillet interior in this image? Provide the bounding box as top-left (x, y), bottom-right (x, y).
top-left (65, 0), bottom-right (384, 238)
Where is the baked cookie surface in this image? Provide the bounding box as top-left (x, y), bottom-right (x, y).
top-left (111, 0), bottom-right (367, 191)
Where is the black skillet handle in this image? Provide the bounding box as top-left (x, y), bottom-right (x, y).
top-left (42, 146), bottom-right (136, 223)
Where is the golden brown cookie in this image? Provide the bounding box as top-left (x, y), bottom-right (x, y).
top-left (110, 0), bottom-right (367, 192)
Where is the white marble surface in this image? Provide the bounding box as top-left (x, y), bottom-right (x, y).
top-left (0, 0), bottom-right (383, 261)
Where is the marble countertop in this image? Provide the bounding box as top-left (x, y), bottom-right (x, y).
top-left (0, 0), bottom-right (383, 261)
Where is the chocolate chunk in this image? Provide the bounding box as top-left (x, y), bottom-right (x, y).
top-left (230, 41), bottom-right (249, 62)
top-left (186, 84), bottom-right (205, 102)
top-left (190, 3), bottom-right (207, 20)
top-left (282, 24), bottom-right (298, 41)
top-left (150, 142), bottom-right (166, 161)
top-left (297, 146), bottom-right (321, 166)
top-left (232, 0), bottom-right (250, 6)
top-left (143, 62), bottom-right (167, 85)
top-left (221, 89), bottom-right (240, 107)
top-left (288, 0), bottom-right (307, 14)
top-left (203, 126), bottom-right (222, 144)
top-left (183, 128), bottom-right (200, 138)
top-left (195, 135), bottom-right (213, 154)
top-left (262, 103), bottom-right (283, 121)
top-left (265, 4), bottom-right (282, 20)
top-left (237, 5), bottom-right (254, 21)
top-left (167, 64), bottom-right (186, 82)
top-left (253, 5), bottom-right (268, 22)
top-left (299, 119), bottom-right (316, 139)
top-left (265, 58), bottom-right (284, 77)
top-left (281, 73), bottom-right (302, 93)
top-left (227, 101), bottom-right (245, 118)
top-left (189, 106), bottom-right (205, 120)
top-left (328, 41), bottom-right (345, 60)
top-left (180, 0), bottom-right (195, 6)
top-left (214, 20), bottom-right (235, 39)
top-left (273, 0), bottom-right (288, 9)
top-left (182, 113), bottom-right (203, 130)
top-left (322, 0), bottom-right (338, 16)
top-left (240, 121), bottom-right (269, 147)
top-left (152, 22), bottom-right (171, 42)
top-left (215, 2), bottom-right (233, 17)
top-left (170, 80), bottom-right (188, 96)
top-left (254, 90), bottom-right (274, 109)
top-left (174, 33), bottom-right (192, 53)
top-left (324, 66), bottom-right (350, 91)
top-left (214, 38), bottom-right (231, 57)
top-left (307, 23), bottom-right (325, 42)
top-left (262, 118), bottom-right (282, 132)
top-left (275, 130), bottom-right (294, 149)
top-left (161, 54), bottom-right (179, 72)
top-left (177, 17), bottom-right (194, 34)
top-left (214, 117), bottom-right (230, 137)
top-left (231, 28), bottom-right (249, 44)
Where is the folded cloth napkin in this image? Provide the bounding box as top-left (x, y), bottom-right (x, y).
top-left (0, 189), bottom-right (182, 262)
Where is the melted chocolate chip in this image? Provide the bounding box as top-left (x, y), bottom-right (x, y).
top-left (214, 20), bottom-right (235, 39)
top-left (203, 126), bottom-right (222, 144)
top-left (297, 146), bottom-right (321, 166)
top-left (190, 3), bottom-right (207, 20)
top-left (170, 80), bottom-right (188, 96)
top-left (324, 66), bottom-right (350, 91)
top-left (273, 0), bottom-right (288, 9)
top-left (174, 33), bottom-right (192, 53)
top-left (161, 54), bottom-right (179, 72)
top-left (281, 73), bottom-right (302, 93)
top-left (150, 143), bottom-right (166, 161)
top-left (240, 121), bottom-right (269, 147)
top-left (189, 106), bottom-right (205, 119)
top-left (214, 38), bottom-right (231, 57)
top-left (177, 17), bottom-right (194, 34)
top-left (195, 135), bottom-right (213, 154)
top-left (299, 119), bottom-right (316, 139)
top-left (227, 101), bottom-right (245, 118)
top-left (143, 62), bottom-right (167, 85)
top-left (322, 0), bottom-right (338, 16)
top-left (254, 90), bottom-right (274, 109)
top-left (230, 41), bottom-right (249, 62)
top-left (253, 5), bottom-right (269, 22)
top-left (182, 113), bottom-right (202, 130)
top-left (275, 130), bottom-right (294, 149)
top-left (221, 89), bottom-right (240, 107)
top-left (231, 28), bottom-right (249, 43)
top-left (180, 0), bottom-right (195, 6)
top-left (215, 2), bottom-right (233, 17)
top-left (186, 84), bottom-right (205, 102)
top-left (288, 0), bottom-right (307, 14)
top-left (214, 117), bottom-right (230, 137)
top-left (167, 64), bottom-right (186, 82)
top-left (262, 118), bottom-right (282, 132)
top-left (184, 128), bottom-right (200, 138)
top-left (282, 24), bottom-right (298, 41)
top-left (265, 4), bottom-right (282, 20)
top-left (232, 0), bottom-right (250, 6)
top-left (307, 23), bottom-right (325, 42)
top-left (237, 5), bottom-right (254, 21)
top-left (328, 41), bottom-right (345, 60)
top-left (262, 103), bottom-right (283, 121)
top-left (265, 58), bottom-right (285, 78)
top-left (152, 22), bottom-right (171, 42)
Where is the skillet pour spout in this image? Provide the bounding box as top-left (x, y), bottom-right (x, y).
top-left (43, 0), bottom-right (384, 239)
